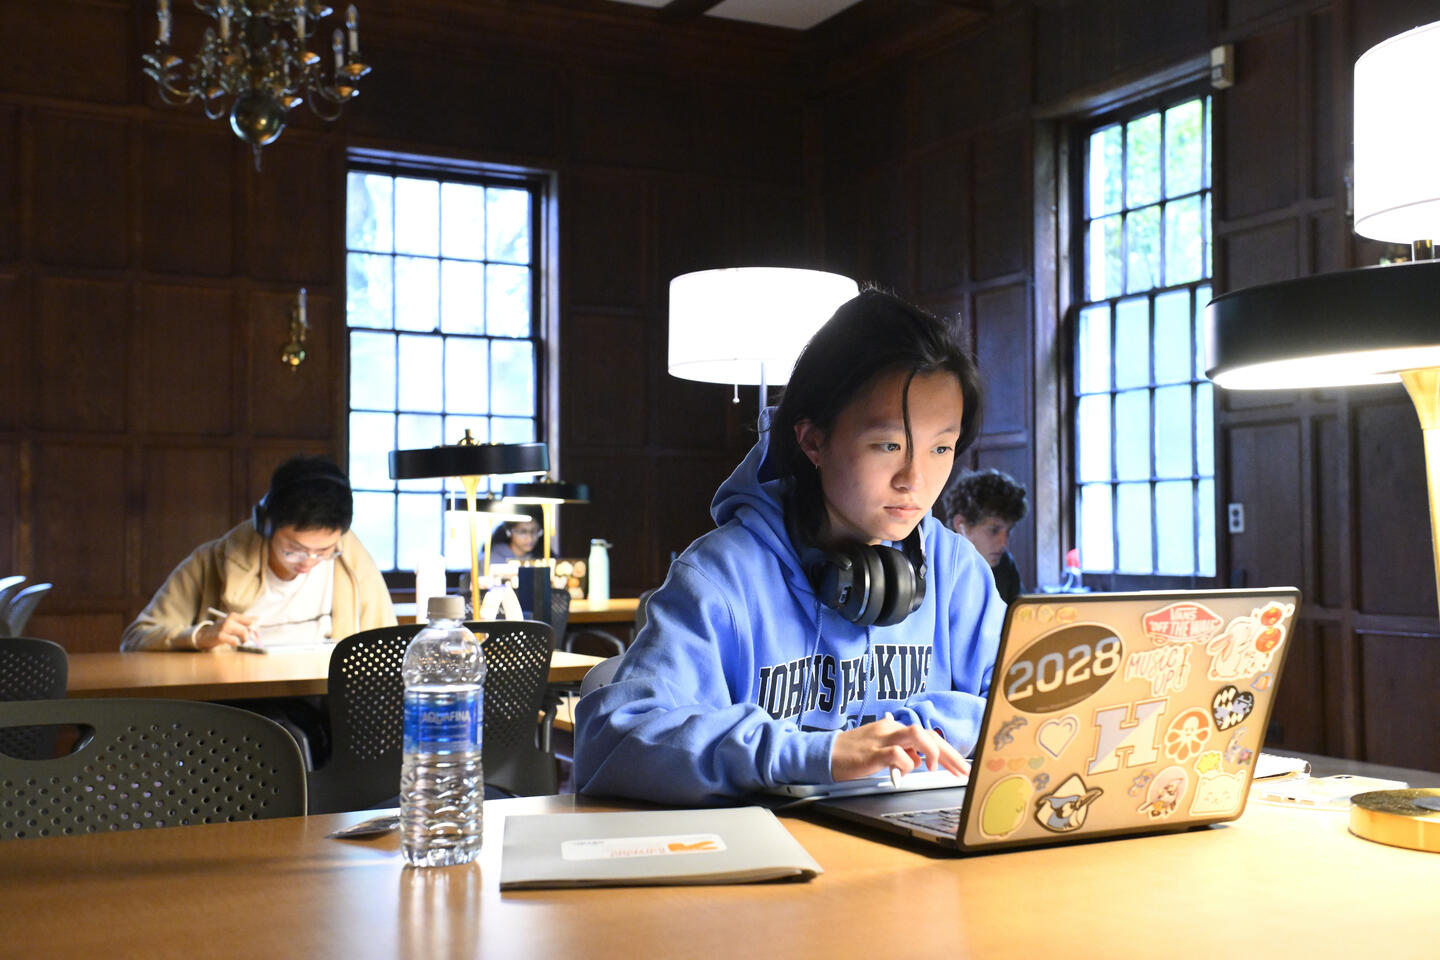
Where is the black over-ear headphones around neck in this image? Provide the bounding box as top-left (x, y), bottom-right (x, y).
top-left (253, 466), bottom-right (350, 538)
top-left (794, 522), bottom-right (929, 628)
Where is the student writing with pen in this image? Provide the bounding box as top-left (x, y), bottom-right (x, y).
top-left (575, 290), bottom-right (1004, 805)
top-left (121, 455), bottom-right (395, 651)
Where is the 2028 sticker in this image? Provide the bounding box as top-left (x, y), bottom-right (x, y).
top-left (1002, 624), bottom-right (1124, 713)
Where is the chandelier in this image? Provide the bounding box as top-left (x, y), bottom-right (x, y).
top-left (142, 1), bottom-right (372, 168)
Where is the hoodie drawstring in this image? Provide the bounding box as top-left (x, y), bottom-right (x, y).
top-left (798, 597), bottom-right (825, 729)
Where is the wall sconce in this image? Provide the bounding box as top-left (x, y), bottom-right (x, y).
top-left (281, 287), bottom-right (308, 370)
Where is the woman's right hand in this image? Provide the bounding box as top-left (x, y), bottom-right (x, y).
top-left (831, 715), bottom-right (969, 782)
top-left (194, 612), bottom-right (259, 650)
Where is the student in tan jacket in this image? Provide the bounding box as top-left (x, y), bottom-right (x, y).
top-left (122, 455), bottom-right (395, 652)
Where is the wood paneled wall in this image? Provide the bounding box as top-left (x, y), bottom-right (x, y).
top-left (0, 0), bottom-right (815, 651)
top-left (812, 0), bottom-right (1440, 770)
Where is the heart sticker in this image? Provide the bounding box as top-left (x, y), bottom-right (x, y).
top-left (987, 758), bottom-right (1006, 772)
top-left (1037, 716), bottom-right (1079, 758)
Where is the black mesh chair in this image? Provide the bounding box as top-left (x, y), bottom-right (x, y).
top-left (307, 619), bottom-right (558, 815)
top-left (0, 637), bottom-right (69, 760)
top-left (0, 697), bottom-right (307, 840)
top-left (3, 583), bottom-right (53, 638)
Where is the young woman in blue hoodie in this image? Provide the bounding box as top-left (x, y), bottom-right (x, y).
top-left (574, 290), bottom-right (1006, 804)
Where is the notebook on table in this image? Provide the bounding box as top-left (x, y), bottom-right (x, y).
top-left (798, 587), bottom-right (1300, 854)
top-left (500, 806), bottom-right (822, 889)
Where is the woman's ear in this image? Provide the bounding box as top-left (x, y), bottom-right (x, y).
top-left (794, 420), bottom-right (824, 466)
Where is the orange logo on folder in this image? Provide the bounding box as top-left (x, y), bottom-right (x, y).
top-left (667, 840), bottom-right (718, 852)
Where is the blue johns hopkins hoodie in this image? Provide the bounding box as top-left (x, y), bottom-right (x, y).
top-left (573, 411), bottom-right (1005, 805)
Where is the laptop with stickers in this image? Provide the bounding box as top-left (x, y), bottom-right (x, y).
top-left (799, 587), bottom-right (1300, 854)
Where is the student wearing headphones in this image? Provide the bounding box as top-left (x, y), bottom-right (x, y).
top-left (121, 455), bottom-right (396, 651)
top-left (574, 290), bottom-right (1004, 805)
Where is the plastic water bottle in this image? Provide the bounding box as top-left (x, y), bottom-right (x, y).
top-left (587, 538), bottom-right (611, 605)
top-left (400, 595), bottom-right (485, 867)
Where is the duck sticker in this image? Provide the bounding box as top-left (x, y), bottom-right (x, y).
top-left (1033, 773), bottom-right (1104, 833)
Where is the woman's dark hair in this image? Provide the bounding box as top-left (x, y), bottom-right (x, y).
top-left (771, 288), bottom-right (983, 542)
top-left (266, 455), bottom-right (353, 533)
top-left (942, 468), bottom-right (1028, 527)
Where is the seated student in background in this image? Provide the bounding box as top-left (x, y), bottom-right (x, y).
top-left (575, 290), bottom-right (1004, 805)
top-left (121, 455), bottom-right (395, 651)
top-left (941, 468), bottom-right (1028, 605)
top-left (490, 513), bottom-right (542, 564)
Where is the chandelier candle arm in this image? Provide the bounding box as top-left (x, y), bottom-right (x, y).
top-left (142, 0), bottom-right (371, 166)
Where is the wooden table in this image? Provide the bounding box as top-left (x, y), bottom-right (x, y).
top-left (3, 760), bottom-right (1437, 959)
top-left (395, 597), bottom-right (641, 628)
top-left (66, 648), bottom-right (603, 700)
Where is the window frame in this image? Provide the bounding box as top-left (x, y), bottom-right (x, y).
top-left (342, 151), bottom-right (556, 582)
top-left (1065, 82), bottom-right (1222, 593)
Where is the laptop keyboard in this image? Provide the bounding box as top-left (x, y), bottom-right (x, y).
top-left (883, 805), bottom-right (962, 836)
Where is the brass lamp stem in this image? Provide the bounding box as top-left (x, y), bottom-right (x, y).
top-left (461, 475), bottom-right (483, 620)
top-left (1399, 366), bottom-right (1440, 618)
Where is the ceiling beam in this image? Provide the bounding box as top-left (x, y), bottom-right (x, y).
top-left (659, 0), bottom-right (726, 22)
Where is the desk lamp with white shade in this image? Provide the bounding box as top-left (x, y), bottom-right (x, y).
top-left (1205, 19), bottom-right (1440, 616)
top-left (668, 267), bottom-right (860, 424)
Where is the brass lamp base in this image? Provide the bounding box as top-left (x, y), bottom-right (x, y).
top-left (1398, 366), bottom-right (1440, 618)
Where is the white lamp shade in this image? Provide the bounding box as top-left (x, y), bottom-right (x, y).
top-left (1353, 19), bottom-right (1440, 243)
top-left (667, 267), bottom-right (859, 385)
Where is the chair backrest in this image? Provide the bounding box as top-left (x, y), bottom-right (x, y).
top-left (4, 583), bottom-right (53, 638)
top-left (308, 618), bottom-right (558, 814)
top-left (0, 576), bottom-right (26, 619)
top-left (307, 623), bottom-right (420, 815)
top-left (579, 655), bottom-right (623, 698)
top-left (0, 637), bottom-right (69, 760)
top-left (0, 697), bottom-right (307, 840)
top-left (476, 619), bottom-right (557, 797)
top-left (548, 587), bottom-right (571, 643)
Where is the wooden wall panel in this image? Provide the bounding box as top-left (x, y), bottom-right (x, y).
top-left (1360, 632), bottom-right (1440, 771)
top-left (563, 314), bottom-right (647, 449)
top-left (909, 15), bottom-right (1029, 149)
top-left (141, 123), bottom-right (235, 276)
top-left (735, 187), bottom-right (807, 267)
top-left (566, 172), bottom-right (648, 310)
top-left (1032, 0), bottom-right (1208, 105)
top-left (1265, 618), bottom-right (1326, 751)
top-left (971, 125), bottom-right (1027, 281)
top-left (1220, 220), bottom-right (1298, 292)
top-left (245, 137), bottom-right (332, 284)
top-left (0, 274), bottom-right (22, 430)
top-left (912, 142), bottom-right (970, 295)
top-left (858, 162), bottom-right (908, 289)
top-left (0, 441), bottom-right (15, 576)
top-left (0, 2), bottom-right (130, 103)
top-left (818, 71), bottom-right (905, 190)
top-left (973, 283), bottom-right (1029, 434)
top-left (24, 612), bottom-right (128, 656)
top-left (36, 278), bottom-right (129, 433)
top-left (348, 45), bottom-right (564, 160)
top-left (140, 446), bottom-right (234, 593)
top-left (1308, 11), bottom-right (1335, 199)
top-left (1223, 23), bottom-right (1300, 219)
top-left (1224, 422), bottom-right (1303, 589)
top-left (562, 452), bottom-right (664, 597)
top-left (692, 88), bottom-right (805, 185)
top-left (250, 290), bottom-right (335, 439)
top-left (1354, 396), bottom-right (1437, 616)
top-left (572, 73), bottom-right (696, 172)
top-left (32, 443), bottom-right (127, 599)
top-left (1312, 413), bottom-right (1343, 608)
top-left (1222, 0), bottom-right (1300, 28)
top-left (140, 285), bottom-right (235, 435)
top-left (31, 112), bottom-right (129, 268)
top-left (0, 105), bottom-right (17, 262)
top-left (656, 180), bottom-right (738, 289)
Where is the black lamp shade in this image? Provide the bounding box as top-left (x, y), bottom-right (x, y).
top-left (1206, 260), bottom-right (1440, 389)
top-left (445, 495), bottom-right (541, 523)
top-left (501, 479), bottom-right (591, 504)
top-left (389, 442), bottom-right (549, 480)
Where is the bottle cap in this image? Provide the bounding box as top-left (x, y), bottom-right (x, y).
top-left (426, 595), bottom-right (465, 621)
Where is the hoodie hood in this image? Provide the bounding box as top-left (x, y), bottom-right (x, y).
top-left (710, 406), bottom-right (814, 599)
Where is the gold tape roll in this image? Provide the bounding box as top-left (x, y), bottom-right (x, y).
top-left (1348, 789), bottom-right (1440, 853)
